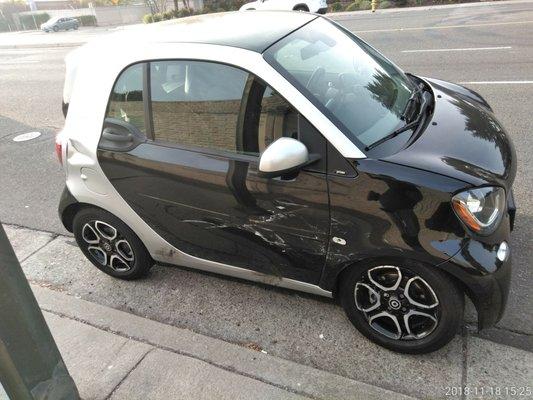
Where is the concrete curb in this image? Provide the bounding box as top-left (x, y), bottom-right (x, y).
top-left (32, 284), bottom-right (416, 400)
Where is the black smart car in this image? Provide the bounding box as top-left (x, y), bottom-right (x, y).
top-left (56, 12), bottom-right (516, 353)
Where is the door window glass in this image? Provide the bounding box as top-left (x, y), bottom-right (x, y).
top-left (242, 83), bottom-right (299, 155)
top-left (239, 78), bottom-right (326, 171)
top-left (150, 60), bottom-right (248, 153)
top-left (106, 63), bottom-right (145, 133)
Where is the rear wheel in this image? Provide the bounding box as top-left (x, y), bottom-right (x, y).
top-left (339, 260), bottom-right (464, 353)
top-left (53, 26), bottom-right (58, 32)
top-left (73, 207), bottom-right (153, 280)
top-left (293, 5), bottom-right (309, 11)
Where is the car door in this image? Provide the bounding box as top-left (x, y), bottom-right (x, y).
top-left (260, 0), bottom-right (282, 10)
top-left (97, 60), bottom-right (331, 284)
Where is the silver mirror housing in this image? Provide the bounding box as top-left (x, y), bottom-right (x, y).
top-left (258, 137), bottom-right (310, 178)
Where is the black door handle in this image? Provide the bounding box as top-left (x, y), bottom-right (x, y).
top-left (99, 118), bottom-right (144, 151)
top-left (102, 129), bottom-right (133, 143)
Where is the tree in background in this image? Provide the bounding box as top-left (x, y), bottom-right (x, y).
top-left (0, 0), bottom-right (27, 32)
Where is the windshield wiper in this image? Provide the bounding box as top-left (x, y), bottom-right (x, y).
top-left (365, 90), bottom-right (432, 151)
top-left (401, 83), bottom-right (423, 123)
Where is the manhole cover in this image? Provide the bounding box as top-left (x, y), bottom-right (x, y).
top-left (13, 131), bottom-right (41, 142)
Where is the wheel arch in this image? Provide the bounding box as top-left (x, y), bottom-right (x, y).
top-left (60, 201), bottom-right (98, 232)
top-left (329, 256), bottom-right (486, 329)
top-left (330, 256), bottom-right (469, 303)
top-left (293, 3), bottom-right (310, 11)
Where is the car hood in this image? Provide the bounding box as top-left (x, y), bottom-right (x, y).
top-left (383, 78), bottom-right (516, 191)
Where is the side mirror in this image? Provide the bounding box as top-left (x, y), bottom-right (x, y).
top-left (258, 137), bottom-right (318, 178)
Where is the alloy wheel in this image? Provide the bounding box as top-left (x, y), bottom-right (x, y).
top-left (354, 266), bottom-right (440, 340)
top-left (81, 220), bottom-right (134, 272)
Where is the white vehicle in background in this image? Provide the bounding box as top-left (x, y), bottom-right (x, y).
top-left (240, 0), bottom-right (328, 14)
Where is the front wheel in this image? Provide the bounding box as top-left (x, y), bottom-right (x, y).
top-left (293, 5), bottom-right (309, 11)
top-left (73, 207), bottom-right (153, 280)
top-left (339, 260), bottom-right (464, 354)
top-left (53, 26), bottom-right (58, 32)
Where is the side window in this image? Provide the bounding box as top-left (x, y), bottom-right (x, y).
top-left (241, 78), bottom-right (326, 171)
top-left (150, 60), bottom-right (248, 153)
top-left (106, 63), bottom-right (145, 133)
top-left (237, 79), bottom-right (299, 156)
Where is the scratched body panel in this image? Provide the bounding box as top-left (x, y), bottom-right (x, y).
top-left (98, 142), bottom-right (330, 284)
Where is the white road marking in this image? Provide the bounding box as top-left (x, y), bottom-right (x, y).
top-left (459, 81), bottom-right (533, 84)
top-left (0, 60), bottom-right (40, 65)
top-left (354, 19), bottom-right (533, 33)
top-left (401, 46), bottom-right (512, 53)
top-left (13, 131), bottom-right (41, 142)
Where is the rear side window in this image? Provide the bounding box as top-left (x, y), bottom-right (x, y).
top-left (150, 60), bottom-right (248, 153)
top-left (106, 63), bottom-right (145, 133)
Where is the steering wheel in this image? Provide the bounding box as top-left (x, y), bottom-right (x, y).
top-left (306, 67), bottom-right (325, 92)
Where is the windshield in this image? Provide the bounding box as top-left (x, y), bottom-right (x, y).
top-left (264, 18), bottom-right (416, 149)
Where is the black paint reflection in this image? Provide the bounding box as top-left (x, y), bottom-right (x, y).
top-left (385, 79), bottom-right (516, 189)
top-left (368, 181), bottom-right (422, 249)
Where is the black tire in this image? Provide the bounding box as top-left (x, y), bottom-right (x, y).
top-left (74, 25), bottom-right (79, 30)
top-left (293, 5), bottom-right (309, 11)
top-left (53, 26), bottom-right (59, 32)
top-left (339, 259), bottom-right (464, 354)
top-left (73, 207), bottom-right (153, 280)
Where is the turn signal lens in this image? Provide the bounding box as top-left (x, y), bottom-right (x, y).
top-left (452, 187), bottom-right (505, 235)
top-left (55, 133), bottom-right (63, 164)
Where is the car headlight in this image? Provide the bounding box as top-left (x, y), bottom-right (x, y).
top-left (451, 186), bottom-right (505, 235)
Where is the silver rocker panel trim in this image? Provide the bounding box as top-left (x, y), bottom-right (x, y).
top-left (169, 251), bottom-right (333, 298)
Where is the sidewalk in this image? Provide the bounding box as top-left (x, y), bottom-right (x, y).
top-left (25, 284), bottom-right (412, 400)
top-left (3, 223), bottom-right (533, 399)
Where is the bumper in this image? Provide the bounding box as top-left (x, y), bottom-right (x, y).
top-left (439, 237), bottom-right (512, 330)
top-left (316, 7), bottom-right (327, 14)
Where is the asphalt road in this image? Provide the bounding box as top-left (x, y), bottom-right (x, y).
top-left (0, 0), bottom-right (531, 390)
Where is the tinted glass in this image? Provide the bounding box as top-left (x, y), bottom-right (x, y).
top-left (240, 78), bottom-right (326, 171)
top-left (241, 82), bottom-right (299, 155)
top-left (106, 63), bottom-right (145, 133)
top-left (265, 18), bottom-right (415, 148)
top-left (150, 60), bottom-right (248, 153)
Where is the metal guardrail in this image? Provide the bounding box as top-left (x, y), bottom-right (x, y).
top-left (0, 224), bottom-right (79, 400)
